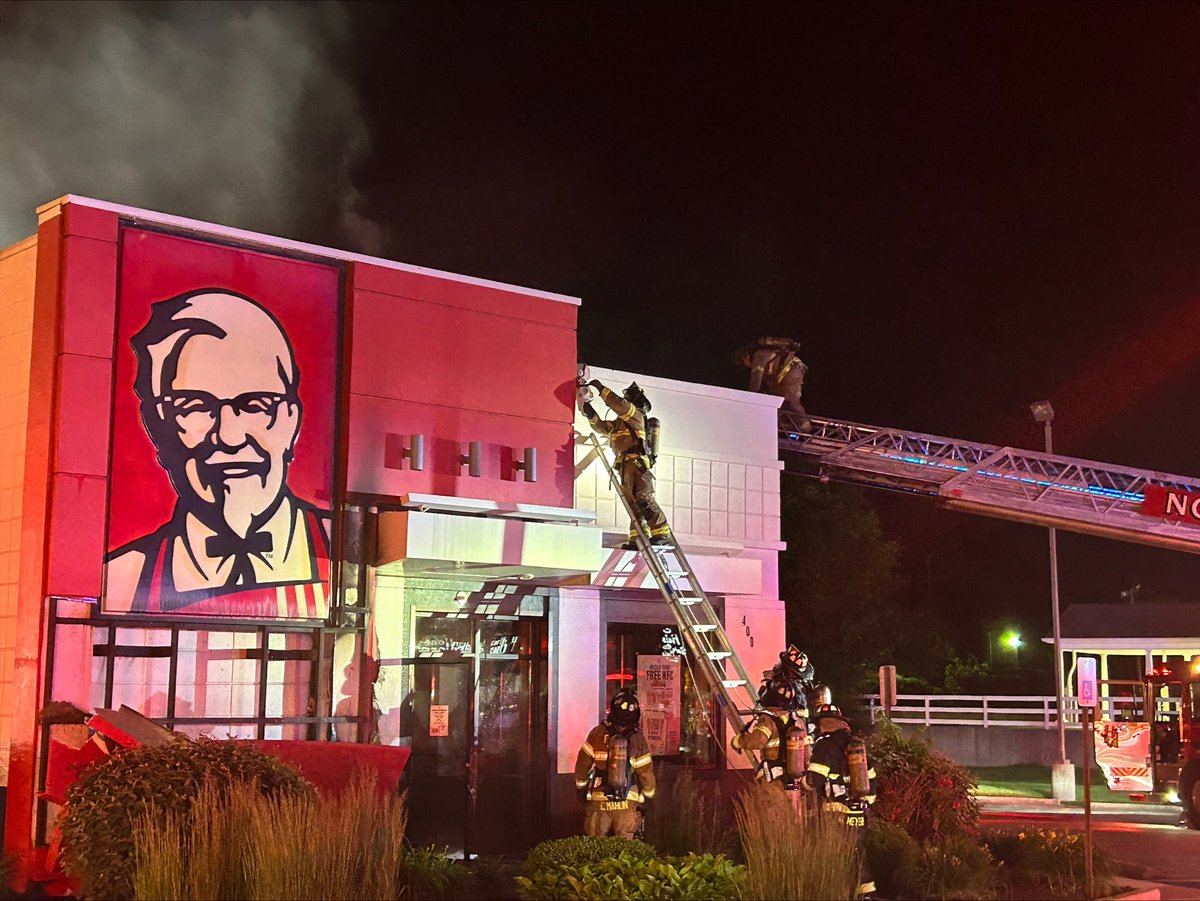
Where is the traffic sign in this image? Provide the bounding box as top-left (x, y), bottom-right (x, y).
top-left (1077, 657), bottom-right (1097, 708)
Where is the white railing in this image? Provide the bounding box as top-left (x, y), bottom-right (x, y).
top-left (862, 693), bottom-right (1172, 728)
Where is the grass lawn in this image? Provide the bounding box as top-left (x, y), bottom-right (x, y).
top-left (970, 764), bottom-right (1141, 803)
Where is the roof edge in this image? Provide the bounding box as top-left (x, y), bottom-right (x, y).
top-left (37, 195), bottom-right (582, 307)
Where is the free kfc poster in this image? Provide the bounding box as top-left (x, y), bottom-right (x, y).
top-left (104, 228), bottom-right (341, 618)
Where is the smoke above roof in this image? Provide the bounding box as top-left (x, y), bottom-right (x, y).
top-left (0, 1), bottom-right (383, 253)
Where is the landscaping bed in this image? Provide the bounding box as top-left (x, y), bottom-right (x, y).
top-left (34, 722), bottom-right (1137, 900)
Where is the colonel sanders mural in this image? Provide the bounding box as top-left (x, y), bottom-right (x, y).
top-left (105, 288), bottom-right (333, 617)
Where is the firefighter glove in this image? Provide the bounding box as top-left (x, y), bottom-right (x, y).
top-left (588, 379), bottom-right (604, 390)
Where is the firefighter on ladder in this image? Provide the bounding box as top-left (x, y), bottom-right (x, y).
top-left (807, 704), bottom-right (878, 899)
top-left (579, 376), bottom-right (670, 550)
top-left (736, 337), bottom-right (812, 431)
top-left (574, 689), bottom-right (656, 839)
top-left (732, 674), bottom-right (811, 812)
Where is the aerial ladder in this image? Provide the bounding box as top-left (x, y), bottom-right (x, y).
top-left (778, 410), bottom-right (1200, 553)
top-left (581, 398), bottom-right (1200, 768)
top-left (579, 428), bottom-right (764, 766)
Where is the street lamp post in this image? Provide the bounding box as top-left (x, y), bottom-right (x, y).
top-left (1031, 399), bottom-right (1075, 801)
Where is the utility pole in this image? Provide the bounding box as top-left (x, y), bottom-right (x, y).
top-left (1031, 400), bottom-right (1075, 802)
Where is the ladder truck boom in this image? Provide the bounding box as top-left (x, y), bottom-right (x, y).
top-left (780, 411), bottom-right (1200, 554)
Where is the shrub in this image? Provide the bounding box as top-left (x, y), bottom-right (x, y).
top-left (863, 819), bottom-right (920, 898)
top-left (733, 782), bottom-right (861, 900)
top-left (867, 716), bottom-right (979, 842)
top-left (897, 834), bottom-right (998, 900)
top-left (401, 845), bottom-right (478, 900)
top-left (523, 835), bottom-right (656, 876)
top-left (516, 848), bottom-right (742, 900)
top-left (983, 827), bottom-right (1117, 898)
top-left (644, 767), bottom-right (736, 857)
top-left (944, 655), bottom-right (991, 694)
top-left (458, 856), bottom-right (522, 901)
top-left (131, 771), bottom-right (406, 901)
top-left (60, 739), bottom-right (312, 900)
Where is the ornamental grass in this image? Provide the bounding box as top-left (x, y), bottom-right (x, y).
top-left (132, 771), bottom-right (407, 901)
top-left (733, 782), bottom-right (861, 900)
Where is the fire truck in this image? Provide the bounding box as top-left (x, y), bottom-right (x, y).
top-left (1138, 660), bottom-right (1200, 827)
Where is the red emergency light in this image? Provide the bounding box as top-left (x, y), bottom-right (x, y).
top-left (1150, 665), bottom-right (1174, 677)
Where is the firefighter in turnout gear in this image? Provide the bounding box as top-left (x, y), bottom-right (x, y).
top-left (580, 377), bottom-right (670, 549)
top-left (574, 689), bottom-right (657, 839)
top-left (732, 675), bottom-right (811, 803)
top-left (736, 337), bottom-right (812, 430)
top-left (807, 704), bottom-right (877, 898)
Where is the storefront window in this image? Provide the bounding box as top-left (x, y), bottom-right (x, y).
top-left (605, 623), bottom-right (717, 764)
top-left (414, 615), bottom-right (473, 657)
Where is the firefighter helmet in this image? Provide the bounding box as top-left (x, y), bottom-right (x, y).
top-left (608, 689), bottom-right (641, 728)
top-left (807, 682), bottom-right (832, 708)
top-left (813, 703), bottom-right (850, 729)
top-left (777, 645), bottom-right (809, 680)
top-left (758, 675), bottom-right (800, 710)
top-left (623, 382), bottom-right (651, 413)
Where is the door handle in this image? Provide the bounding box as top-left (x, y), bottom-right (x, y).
top-left (465, 757), bottom-right (478, 800)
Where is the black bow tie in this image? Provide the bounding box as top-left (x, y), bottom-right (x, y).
top-left (206, 530), bottom-right (273, 560)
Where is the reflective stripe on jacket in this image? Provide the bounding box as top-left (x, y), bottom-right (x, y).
top-left (574, 722), bottom-right (656, 802)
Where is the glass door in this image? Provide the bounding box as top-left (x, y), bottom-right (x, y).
top-left (402, 612), bottom-right (547, 857)
top-left (473, 619), bottom-right (547, 856)
top-left (403, 658), bottom-right (473, 854)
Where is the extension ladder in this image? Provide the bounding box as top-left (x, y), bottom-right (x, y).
top-left (582, 430), bottom-right (762, 764)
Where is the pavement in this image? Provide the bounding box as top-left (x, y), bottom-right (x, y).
top-left (977, 794), bottom-right (1181, 823)
top-left (978, 795), bottom-right (1191, 899)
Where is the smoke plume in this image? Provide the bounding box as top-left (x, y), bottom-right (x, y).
top-left (0, 1), bottom-right (383, 252)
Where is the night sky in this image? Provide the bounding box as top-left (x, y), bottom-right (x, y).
top-left (6, 2), bottom-right (1200, 653)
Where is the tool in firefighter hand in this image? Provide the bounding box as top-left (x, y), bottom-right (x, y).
top-left (579, 419), bottom-right (764, 767)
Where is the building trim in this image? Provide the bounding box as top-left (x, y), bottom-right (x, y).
top-left (34, 195), bottom-right (582, 307)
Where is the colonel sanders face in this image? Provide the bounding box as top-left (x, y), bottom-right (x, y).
top-left (135, 291), bottom-right (302, 538)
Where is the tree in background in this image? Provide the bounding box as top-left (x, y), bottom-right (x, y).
top-left (779, 478), bottom-right (955, 696)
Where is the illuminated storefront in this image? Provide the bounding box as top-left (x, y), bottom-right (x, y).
top-left (0, 196), bottom-right (785, 862)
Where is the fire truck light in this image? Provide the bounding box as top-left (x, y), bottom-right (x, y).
top-left (1167, 790), bottom-right (1180, 804)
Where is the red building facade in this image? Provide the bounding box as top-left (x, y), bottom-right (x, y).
top-left (0, 195), bottom-right (786, 865)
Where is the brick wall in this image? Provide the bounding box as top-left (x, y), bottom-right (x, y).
top-left (0, 236), bottom-right (37, 785)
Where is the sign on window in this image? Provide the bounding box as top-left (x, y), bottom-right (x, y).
top-left (637, 655), bottom-right (681, 756)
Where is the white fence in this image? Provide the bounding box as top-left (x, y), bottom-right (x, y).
top-left (862, 693), bottom-right (1169, 728)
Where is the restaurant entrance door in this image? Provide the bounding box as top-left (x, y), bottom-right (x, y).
top-left (401, 613), bottom-right (547, 857)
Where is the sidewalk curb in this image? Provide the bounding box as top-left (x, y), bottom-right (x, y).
top-left (1104, 879), bottom-right (1164, 900)
top-left (976, 795), bottom-right (1179, 817)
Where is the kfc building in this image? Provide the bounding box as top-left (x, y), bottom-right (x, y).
top-left (0, 195), bottom-right (785, 861)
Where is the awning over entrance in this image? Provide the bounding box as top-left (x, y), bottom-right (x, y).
top-left (376, 507), bottom-right (603, 584)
